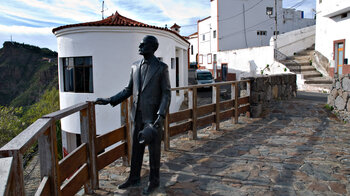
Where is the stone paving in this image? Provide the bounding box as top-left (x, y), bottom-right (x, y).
top-left (87, 94), bottom-right (350, 196)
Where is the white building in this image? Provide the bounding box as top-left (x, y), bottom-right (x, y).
top-left (187, 32), bottom-right (198, 65)
top-left (52, 11), bottom-right (189, 153)
top-left (315, 0), bottom-right (350, 77)
top-left (191, 0), bottom-right (315, 79)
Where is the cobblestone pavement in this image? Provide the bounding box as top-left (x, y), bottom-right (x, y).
top-left (86, 95), bottom-right (350, 196)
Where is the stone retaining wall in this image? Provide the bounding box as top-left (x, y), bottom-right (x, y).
top-left (244, 74), bottom-right (297, 117)
top-left (327, 74), bottom-right (350, 122)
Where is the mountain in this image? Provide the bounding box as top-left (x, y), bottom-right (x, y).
top-left (0, 41), bottom-right (58, 107)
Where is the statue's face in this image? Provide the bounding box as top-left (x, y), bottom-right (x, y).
top-left (139, 37), bottom-right (155, 55)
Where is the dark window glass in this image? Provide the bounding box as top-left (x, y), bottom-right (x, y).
top-left (62, 56), bottom-right (93, 93)
top-left (213, 30), bottom-right (216, 38)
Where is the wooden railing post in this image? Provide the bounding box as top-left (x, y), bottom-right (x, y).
top-left (6, 150), bottom-right (24, 196)
top-left (121, 99), bottom-right (132, 166)
top-left (38, 123), bottom-right (60, 196)
top-left (215, 85), bottom-right (220, 130)
top-left (0, 157), bottom-right (13, 196)
top-left (234, 82), bottom-right (239, 124)
top-left (164, 112), bottom-right (170, 151)
top-left (80, 103), bottom-right (98, 194)
top-left (192, 87), bottom-right (198, 139)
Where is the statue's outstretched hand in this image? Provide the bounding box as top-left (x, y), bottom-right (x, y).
top-left (95, 98), bottom-right (110, 105)
top-left (153, 115), bottom-right (164, 128)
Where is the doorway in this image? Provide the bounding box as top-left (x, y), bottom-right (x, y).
top-left (176, 57), bottom-right (179, 95)
top-left (222, 64), bottom-right (228, 81)
top-left (334, 40), bottom-right (345, 76)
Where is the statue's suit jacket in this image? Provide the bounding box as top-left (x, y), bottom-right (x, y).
top-left (109, 56), bottom-right (171, 133)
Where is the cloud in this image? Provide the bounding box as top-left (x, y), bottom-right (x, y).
top-left (0, 25), bottom-right (53, 35)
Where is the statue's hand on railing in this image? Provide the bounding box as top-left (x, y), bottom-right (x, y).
top-left (95, 98), bottom-right (111, 105)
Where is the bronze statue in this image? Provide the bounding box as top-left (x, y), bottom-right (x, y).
top-left (95, 35), bottom-right (171, 195)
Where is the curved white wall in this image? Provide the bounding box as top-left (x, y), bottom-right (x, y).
top-left (55, 26), bottom-right (188, 135)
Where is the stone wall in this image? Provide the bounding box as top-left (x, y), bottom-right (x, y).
top-left (244, 74), bottom-right (297, 117)
top-left (327, 74), bottom-right (350, 122)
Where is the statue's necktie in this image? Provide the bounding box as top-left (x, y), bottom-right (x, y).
top-left (140, 61), bottom-right (148, 91)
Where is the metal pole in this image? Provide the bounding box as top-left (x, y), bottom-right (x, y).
top-left (274, 0), bottom-right (278, 48)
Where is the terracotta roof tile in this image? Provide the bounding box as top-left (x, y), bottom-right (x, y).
top-left (52, 11), bottom-right (189, 44)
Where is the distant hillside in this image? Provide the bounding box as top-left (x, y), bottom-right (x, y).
top-left (0, 41), bottom-right (58, 107)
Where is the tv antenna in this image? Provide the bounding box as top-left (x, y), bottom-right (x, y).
top-left (101, 1), bottom-right (108, 19)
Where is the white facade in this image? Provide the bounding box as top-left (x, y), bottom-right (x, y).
top-left (188, 33), bottom-right (198, 64)
top-left (211, 0), bottom-right (315, 51)
top-left (315, 0), bottom-right (350, 76)
top-left (54, 26), bottom-right (188, 151)
top-left (191, 0), bottom-right (315, 79)
top-left (216, 46), bottom-right (291, 80)
top-left (274, 25), bottom-right (315, 57)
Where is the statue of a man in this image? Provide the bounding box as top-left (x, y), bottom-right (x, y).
top-left (95, 35), bottom-right (171, 195)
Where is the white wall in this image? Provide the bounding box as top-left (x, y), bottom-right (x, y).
top-left (198, 17), bottom-right (212, 67)
top-left (188, 35), bottom-right (198, 63)
top-left (274, 25), bottom-right (315, 57)
top-left (213, 0), bottom-right (315, 51)
top-left (315, 0), bottom-right (350, 63)
top-left (55, 26), bottom-right (188, 135)
top-left (216, 46), bottom-right (291, 79)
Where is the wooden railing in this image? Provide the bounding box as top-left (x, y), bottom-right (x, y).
top-left (0, 101), bottom-right (131, 196)
top-left (0, 80), bottom-right (250, 195)
top-left (163, 80), bottom-right (251, 150)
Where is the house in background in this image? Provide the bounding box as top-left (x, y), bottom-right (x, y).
top-left (52, 11), bottom-right (189, 154)
top-left (315, 0), bottom-right (350, 78)
top-left (187, 32), bottom-right (199, 68)
top-left (188, 0), bottom-right (315, 80)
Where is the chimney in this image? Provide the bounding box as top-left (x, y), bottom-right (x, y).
top-left (170, 23), bottom-right (181, 34)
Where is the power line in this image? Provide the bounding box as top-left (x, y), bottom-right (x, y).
top-left (219, 0), bottom-right (264, 22)
top-left (219, 0), bottom-right (308, 39)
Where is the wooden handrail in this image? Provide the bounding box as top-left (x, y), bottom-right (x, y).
top-left (43, 102), bottom-right (88, 121)
top-left (0, 118), bottom-right (52, 155)
top-left (170, 79), bottom-right (251, 91)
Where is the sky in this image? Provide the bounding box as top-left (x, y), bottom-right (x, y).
top-left (0, 0), bottom-right (315, 52)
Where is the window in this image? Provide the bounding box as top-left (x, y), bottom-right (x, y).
top-left (266, 7), bottom-right (273, 16)
top-left (257, 31), bottom-right (267, 36)
top-left (341, 13), bottom-right (348, 18)
top-left (203, 34), bottom-right (205, 41)
top-left (319, 0), bottom-right (322, 3)
top-left (208, 54), bottom-right (212, 64)
top-left (171, 58), bottom-right (175, 69)
top-left (273, 31), bottom-right (280, 35)
top-left (199, 54), bottom-right (203, 64)
top-left (62, 56), bottom-right (93, 93)
top-left (191, 45), bottom-right (194, 55)
top-left (213, 54), bottom-right (217, 62)
top-left (213, 30), bottom-right (217, 38)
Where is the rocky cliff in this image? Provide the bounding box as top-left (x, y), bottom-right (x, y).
top-left (0, 42), bottom-right (58, 107)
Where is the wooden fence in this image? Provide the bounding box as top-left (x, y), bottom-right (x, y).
top-left (0, 80), bottom-right (250, 195)
top-left (163, 80), bottom-right (250, 150)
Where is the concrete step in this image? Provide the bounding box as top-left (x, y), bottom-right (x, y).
top-left (289, 55), bottom-right (312, 62)
top-left (290, 66), bottom-right (317, 73)
top-left (304, 78), bottom-right (333, 84)
top-left (294, 50), bottom-right (314, 56)
top-left (303, 72), bottom-right (323, 79)
top-left (282, 61), bottom-right (311, 67)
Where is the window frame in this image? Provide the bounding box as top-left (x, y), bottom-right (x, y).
top-left (61, 56), bottom-right (94, 93)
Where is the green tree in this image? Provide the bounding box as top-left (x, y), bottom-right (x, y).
top-left (22, 87), bottom-right (59, 125)
top-left (0, 106), bottom-right (24, 147)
